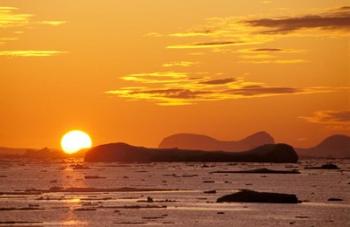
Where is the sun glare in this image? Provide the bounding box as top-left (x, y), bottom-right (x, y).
top-left (61, 130), bottom-right (92, 154)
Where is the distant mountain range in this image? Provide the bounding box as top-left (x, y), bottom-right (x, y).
top-left (296, 134), bottom-right (350, 158)
top-left (159, 131), bottom-right (274, 152)
top-left (159, 133), bottom-right (350, 159)
top-left (1, 133), bottom-right (349, 160)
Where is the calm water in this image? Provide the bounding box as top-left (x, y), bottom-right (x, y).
top-left (0, 159), bottom-right (349, 226)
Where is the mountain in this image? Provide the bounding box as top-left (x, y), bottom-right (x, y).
top-left (296, 134), bottom-right (350, 158)
top-left (159, 131), bottom-right (274, 152)
top-left (85, 142), bottom-right (298, 163)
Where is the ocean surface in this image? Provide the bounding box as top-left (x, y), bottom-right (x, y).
top-left (0, 159), bottom-right (349, 226)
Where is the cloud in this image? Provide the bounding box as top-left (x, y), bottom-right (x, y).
top-left (106, 82), bottom-right (300, 105)
top-left (0, 5), bottom-right (66, 51)
top-left (0, 7), bottom-right (66, 28)
top-left (253, 48), bottom-right (282, 52)
top-left (244, 6), bottom-right (350, 34)
top-left (38, 20), bottom-right (67, 26)
top-left (167, 41), bottom-right (238, 49)
top-left (239, 48), bottom-right (303, 54)
top-left (238, 59), bottom-right (308, 64)
top-left (106, 87), bottom-right (204, 106)
top-left (194, 41), bottom-right (236, 46)
top-left (0, 7), bottom-right (31, 28)
top-left (163, 6), bottom-right (350, 53)
top-left (121, 71), bottom-right (190, 84)
top-left (170, 31), bottom-right (213, 38)
top-left (106, 71), bottom-right (350, 105)
top-left (131, 88), bottom-right (211, 99)
top-left (200, 77), bottom-right (236, 85)
top-left (165, 17), bottom-right (275, 50)
top-left (237, 48), bottom-right (306, 64)
top-left (162, 61), bottom-right (197, 68)
top-left (0, 50), bottom-right (66, 57)
top-left (226, 85), bottom-right (299, 96)
top-left (301, 110), bottom-right (350, 129)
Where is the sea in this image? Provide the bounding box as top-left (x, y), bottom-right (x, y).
top-left (0, 159), bottom-right (349, 226)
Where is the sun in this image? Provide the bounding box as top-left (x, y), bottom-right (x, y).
top-left (61, 130), bottom-right (92, 154)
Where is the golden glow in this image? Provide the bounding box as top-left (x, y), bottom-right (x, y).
top-left (1, 1), bottom-right (349, 149)
top-left (61, 130), bottom-right (92, 154)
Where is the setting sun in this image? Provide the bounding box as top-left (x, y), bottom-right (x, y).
top-left (61, 130), bottom-right (92, 154)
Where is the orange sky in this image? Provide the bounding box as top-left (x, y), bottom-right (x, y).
top-left (1, 0), bottom-right (349, 149)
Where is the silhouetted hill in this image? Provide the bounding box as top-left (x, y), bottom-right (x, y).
top-left (296, 135), bottom-right (350, 158)
top-left (85, 142), bottom-right (298, 163)
top-left (0, 146), bottom-right (33, 158)
top-left (23, 148), bottom-right (67, 159)
top-left (0, 146), bottom-right (81, 159)
top-left (159, 131), bottom-right (274, 151)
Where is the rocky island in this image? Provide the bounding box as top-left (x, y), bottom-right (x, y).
top-left (85, 142), bottom-right (298, 163)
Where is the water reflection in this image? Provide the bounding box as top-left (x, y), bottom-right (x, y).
top-left (59, 159), bottom-right (89, 225)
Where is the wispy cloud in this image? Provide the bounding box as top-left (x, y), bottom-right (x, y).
top-left (238, 48), bottom-right (304, 54)
top-left (167, 41), bottom-right (240, 49)
top-left (121, 71), bottom-right (189, 84)
top-left (226, 85), bottom-right (300, 96)
top-left (162, 61), bottom-right (197, 68)
top-left (0, 7), bottom-right (31, 28)
top-left (0, 6), bottom-right (66, 56)
top-left (253, 48), bottom-right (282, 52)
top-left (0, 50), bottom-right (66, 57)
top-left (38, 20), bottom-right (67, 26)
top-left (238, 59), bottom-right (308, 64)
top-left (106, 71), bottom-right (349, 105)
top-left (244, 6), bottom-right (350, 34)
top-left (0, 7), bottom-right (65, 29)
top-left (236, 48), bottom-right (306, 64)
top-left (163, 6), bottom-right (350, 54)
top-left (200, 77), bottom-right (236, 85)
top-left (301, 110), bottom-right (350, 129)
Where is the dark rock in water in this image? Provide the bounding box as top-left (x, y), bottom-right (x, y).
top-left (159, 131), bottom-right (274, 151)
top-left (71, 164), bottom-right (90, 170)
top-left (216, 189), bottom-right (299, 203)
top-left (204, 190), bottom-right (217, 194)
top-left (328, 198), bottom-right (343, 201)
top-left (85, 143), bottom-right (298, 163)
top-left (295, 216), bottom-right (309, 219)
top-left (84, 175), bottom-right (106, 179)
top-left (320, 163), bottom-right (339, 169)
top-left (74, 207), bottom-right (97, 211)
top-left (305, 163), bottom-right (339, 170)
top-left (147, 197), bottom-right (153, 203)
top-left (210, 168), bottom-right (300, 174)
